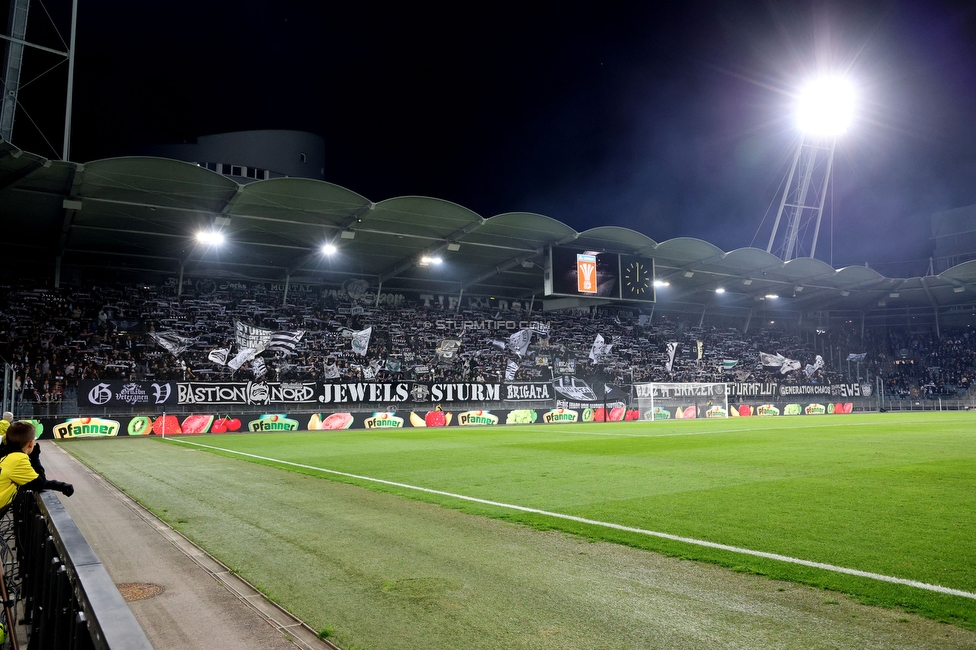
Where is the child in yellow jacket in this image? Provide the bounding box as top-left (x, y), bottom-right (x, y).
top-left (0, 421), bottom-right (73, 510)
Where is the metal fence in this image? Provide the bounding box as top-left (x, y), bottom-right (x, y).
top-left (12, 490), bottom-right (153, 650)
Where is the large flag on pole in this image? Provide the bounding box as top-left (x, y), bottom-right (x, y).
top-left (351, 327), bottom-right (372, 356)
top-left (665, 342), bottom-right (678, 373)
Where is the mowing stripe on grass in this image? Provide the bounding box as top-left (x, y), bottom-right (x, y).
top-left (170, 437), bottom-right (976, 601)
top-left (553, 417), bottom-right (948, 439)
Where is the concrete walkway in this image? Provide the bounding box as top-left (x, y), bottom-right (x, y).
top-left (40, 442), bottom-right (337, 650)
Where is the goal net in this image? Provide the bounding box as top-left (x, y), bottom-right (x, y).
top-left (633, 382), bottom-right (728, 420)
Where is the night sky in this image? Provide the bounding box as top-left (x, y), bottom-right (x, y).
top-left (8, 0), bottom-right (976, 276)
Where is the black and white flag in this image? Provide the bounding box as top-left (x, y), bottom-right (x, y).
top-left (208, 348), bottom-right (231, 366)
top-left (251, 357), bottom-right (267, 379)
top-left (150, 331), bottom-right (192, 357)
top-left (236, 321), bottom-right (305, 355)
top-left (436, 339), bottom-right (462, 361)
top-left (509, 329), bottom-right (532, 358)
top-left (505, 359), bottom-right (519, 381)
top-left (323, 361), bottom-right (341, 379)
top-left (235, 321), bottom-right (270, 351)
top-left (362, 363), bottom-right (377, 380)
top-left (665, 341), bottom-right (678, 373)
top-left (489, 339), bottom-right (507, 351)
top-left (804, 355), bottom-right (825, 378)
top-left (846, 352), bottom-right (867, 362)
top-left (228, 347), bottom-right (259, 371)
top-left (589, 334), bottom-right (613, 363)
top-left (269, 330), bottom-right (306, 355)
top-left (351, 327), bottom-right (372, 356)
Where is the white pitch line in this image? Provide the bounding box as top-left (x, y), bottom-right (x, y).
top-left (169, 437), bottom-right (976, 601)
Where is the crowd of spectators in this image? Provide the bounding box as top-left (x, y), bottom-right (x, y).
top-left (0, 277), bottom-right (973, 415)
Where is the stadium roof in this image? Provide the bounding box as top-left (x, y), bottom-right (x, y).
top-left (3, 139), bottom-right (976, 321)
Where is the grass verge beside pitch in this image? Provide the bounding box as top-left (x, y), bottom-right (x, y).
top-left (63, 412), bottom-right (976, 646)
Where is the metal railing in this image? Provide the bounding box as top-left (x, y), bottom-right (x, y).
top-left (12, 490), bottom-right (153, 650)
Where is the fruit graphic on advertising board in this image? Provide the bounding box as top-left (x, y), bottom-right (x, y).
top-left (181, 415), bottom-right (214, 434)
top-left (408, 409), bottom-right (453, 427)
top-left (675, 406), bottom-right (696, 419)
top-left (308, 413), bottom-right (355, 430)
top-left (127, 416), bottom-right (152, 436)
top-left (152, 415), bottom-right (181, 435)
top-left (214, 417), bottom-right (244, 433)
top-left (505, 410), bottom-right (538, 425)
top-left (738, 404), bottom-right (753, 417)
top-left (624, 409), bottom-right (640, 421)
top-left (729, 405), bottom-right (740, 417)
top-left (783, 403), bottom-right (802, 416)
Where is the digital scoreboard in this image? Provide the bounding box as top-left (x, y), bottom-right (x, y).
top-left (544, 247), bottom-right (655, 302)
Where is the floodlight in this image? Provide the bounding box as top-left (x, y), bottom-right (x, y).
top-left (196, 230), bottom-right (225, 245)
top-left (419, 255), bottom-right (443, 266)
top-left (653, 280), bottom-right (669, 287)
top-left (765, 294), bottom-right (778, 299)
top-left (715, 287), bottom-right (725, 294)
top-left (796, 76), bottom-right (855, 136)
top-left (322, 243), bottom-right (337, 255)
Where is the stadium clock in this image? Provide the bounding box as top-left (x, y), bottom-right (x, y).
top-left (621, 257), bottom-right (652, 299)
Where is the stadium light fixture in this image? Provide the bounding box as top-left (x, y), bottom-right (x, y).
top-left (796, 76), bottom-right (856, 136)
top-left (715, 287), bottom-right (725, 294)
top-left (196, 230), bottom-right (225, 246)
top-left (765, 294), bottom-right (778, 299)
top-left (419, 255), bottom-right (443, 267)
top-left (954, 286), bottom-right (965, 293)
top-left (321, 243), bottom-right (337, 255)
top-left (653, 280), bottom-right (669, 287)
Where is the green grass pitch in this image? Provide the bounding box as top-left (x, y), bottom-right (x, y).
top-left (65, 411), bottom-right (976, 637)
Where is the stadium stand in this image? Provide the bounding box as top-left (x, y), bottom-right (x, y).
top-left (2, 277), bottom-right (972, 419)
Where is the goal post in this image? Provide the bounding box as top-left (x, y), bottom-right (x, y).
top-left (633, 382), bottom-right (729, 420)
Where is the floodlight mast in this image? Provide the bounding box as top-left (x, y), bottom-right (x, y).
top-left (766, 76), bottom-right (852, 262)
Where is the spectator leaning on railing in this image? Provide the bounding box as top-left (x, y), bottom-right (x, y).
top-left (0, 422), bottom-right (73, 510)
